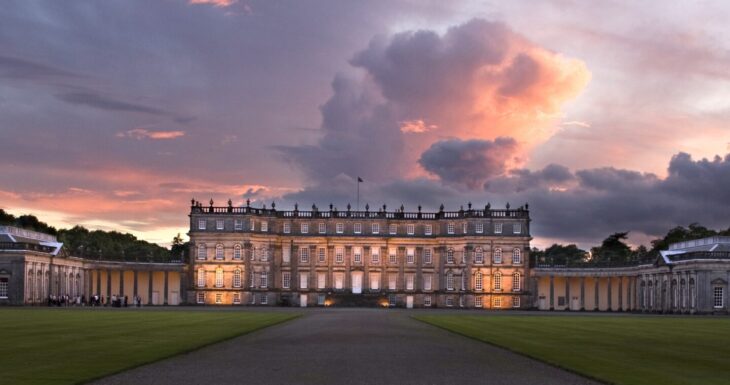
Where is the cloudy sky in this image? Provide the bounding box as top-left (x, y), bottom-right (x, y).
top-left (2, 0), bottom-right (729, 248)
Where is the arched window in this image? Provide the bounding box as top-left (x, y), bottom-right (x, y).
top-left (446, 271), bottom-right (454, 290)
top-left (197, 244), bottom-right (207, 260)
top-left (475, 248), bottom-right (484, 264)
top-left (197, 268), bottom-right (206, 287)
top-left (215, 244), bottom-right (224, 260)
top-left (494, 248), bottom-right (502, 264)
top-left (474, 272), bottom-right (483, 291)
top-left (215, 268), bottom-right (224, 288)
top-left (233, 269), bottom-right (242, 288)
top-left (233, 244), bottom-right (242, 260)
top-left (513, 272), bottom-right (521, 291)
top-left (512, 248), bottom-right (521, 264)
top-left (447, 248), bottom-right (455, 264)
top-left (494, 272), bottom-right (502, 290)
top-left (36, 271), bottom-right (43, 301)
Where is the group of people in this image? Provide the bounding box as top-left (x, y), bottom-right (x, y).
top-left (47, 294), bottom-right (145, 307)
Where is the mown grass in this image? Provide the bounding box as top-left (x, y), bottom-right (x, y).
top-left (415, 314), bottom-right (730, 385)
top-left (1, 308), bottom-right (298, 385)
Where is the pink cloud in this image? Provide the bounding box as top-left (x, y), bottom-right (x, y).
top-left (116, 128), bottom-right (185, 140)
top-left (188, 0), bottom-right (237, 7)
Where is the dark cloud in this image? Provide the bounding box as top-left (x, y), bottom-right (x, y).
top-left (0, 55), bottom-right (77, 80)
top-left (56, 92), bottom-right (167, 115)
top-left (486, 163), bottom-right (574, 193)
top-left (419, 137), bottom-right (518, 189)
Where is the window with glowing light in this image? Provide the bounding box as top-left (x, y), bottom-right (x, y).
top-left (406, 248), bottom-right (415, 264)
top-left (233, 269), bottom-right (242, 288)
top-left (197, 268), bottom-right (205, 287)
top-left (215, 268), bottom-right (224, 288)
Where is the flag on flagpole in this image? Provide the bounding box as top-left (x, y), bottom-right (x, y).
top-left (357, 177), bottom-right (363, 182)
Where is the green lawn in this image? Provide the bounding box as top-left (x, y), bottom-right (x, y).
top-left (415, 314), bottom-right (730, 385)
top-left (1, 308), bottom-right (298, 385)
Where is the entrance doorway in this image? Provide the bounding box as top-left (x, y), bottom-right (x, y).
top-left (406, 295), bottom-right (413, 309)
top-left (300, 294), bottom-right (308, 307)
top-left (351, 272), bottom-right (363, 294)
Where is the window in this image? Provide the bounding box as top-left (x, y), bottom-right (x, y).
top-left (475, 296), bottom-right (483, 308)
top-left (447, 248), bottom-right (455, 264)
top-left (425, 224), bottom-right (432, 235)
top-left (233, 293), bottom-right (241, 304)
top-left (714, 287), bottom-right (724, 308)
top-left (282, 272), bottom-right (291, 289)
top-left (249, 293), bottom-right (256, 304)
top-left (300, 273), bottom-right (309, 289)
top-left (423, 274), bottom-right (432, 291)
top-left (233, 269), bottom-right (242, 288)
top-left (447, 223), bottom-right (455, 234)
top-left (513, 296), bottom-right (521, 308)
top-left (388, 274), bottom-right (397, 290)
top-left (336, 223), bottom-right (344, 234)
top-left (407, 224), bottom-right (415, 235)
top-left (234, 219), bottom-right (243, 230)
top-left (301, 223), bottom-right (309, 234)
top-left (249, 270), bottom-right (255, 288)
top-left (283, 246), bottom-right (291, 264)
top-left (300, 247), bottom-right (309, 263)
top-left (475, 272), bottom-right (483, 291)
top-left (318, 294), bottom-right (326, 306)
top-left (495, 223), bottom-right (503, 234)
top-left (406, 248), bottom-right (415, 264)
top-left (514, 223), bottom-right (521, 234)
top-left (261, 221), bottom-right (268, 232)
top-left (215, 244), bottom-right (224, 260)
top-left (446, 296), bottom-right (454, 307)
top-left (462, 223), bottom-right (468, 234)
top-left (197, 244), bottom-right (207, 260)
top-left (447, 272), bottom-right (454, 290)
top-left (475, 248), bottom-right (484, 264)
top-left (424, 295), bottom-right (432, 307)
top-left (261, 247), bottom-right (269, 262)
top-left (283, 223), bottom-right (291, 234)
top-left (216, 220), bottom-right (224, 230)
top-left (260, 271), bottom-right (268, 288)
top-left (513, 272), bottom-right (521, 291)
top-left (513, 248), bottom-right (522, 264)
top-left (234, 244), bottom-right (242, 260)
top-left (370, 273), bottom-right (380, 290)
top-left (494, 272), bottom-right (502, 290)
top-left (371, 248), bottom-right (380, 264)
top-left (353, 247), bottom-right (362, 264)
top-left (389, 248), bottom-right (397, 265)
top-left (197, 268), bottom-right (206, 287)
top-left (0, 277), bottom-right (9, 298)
top-left (317, 273), bottom-right (326, 289)
top-left (198, 219), bottom-right (206, 230)
top-left (461, 273), bottom-right (467, 291)
top-left (319, 223), bottom-right (326, 234)
top-left (493, 297), bottom-right (502, 308)
top-left (260, 294), bottom-right (268, 305)
top-left (389, 224), bottom-right (397, 235)
top-left (335, 248), bottom-right (344, 263)
top-left (354, 223), bottom-right (362, 234)
top-left (494, 248), bottom-right (503, 264)
top-left (215, 268), bottom-right (224, 288)
top-left (334, 272), bottom-right (344, 289)
top-left (318, 248), bottom-right (326, 263)
top-left (250, 219), bottom-right (255, 231)
top-left (406, 274), bottom-right (414, 290)
top-left (372, 223), bottom-right (379, 234)
top-left (196, 292), bottom-right (204, 304)
top-left (388, 294), bottom-right (397, 307)
top-left (476, 223), bottom-right (483, 233)
top-left (424, 248), bottom-right (432, 264)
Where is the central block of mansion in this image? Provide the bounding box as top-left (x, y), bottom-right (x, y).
top-left (188, 201), bottom-right (531, 308)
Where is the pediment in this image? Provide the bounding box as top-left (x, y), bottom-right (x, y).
top-left (711, 278), bottom-right (728, 285)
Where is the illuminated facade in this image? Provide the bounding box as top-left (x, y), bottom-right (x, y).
top-left (188, 200), bottom-right (532, 308)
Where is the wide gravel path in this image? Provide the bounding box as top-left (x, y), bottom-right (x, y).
top-left (91, 308), bottom-right (599, 385)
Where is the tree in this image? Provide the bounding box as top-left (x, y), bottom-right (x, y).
top-left (650, 223), bottom-right (718, 252)
top-left (170, 233), bottom-right (188, 262)
top-left (544, 244), bottom-right (587, 266)
top-left (591, 232), bottom-right (632, 264)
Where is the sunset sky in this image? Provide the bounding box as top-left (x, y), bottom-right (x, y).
top-left (2, 1), bottom-right (729, 249)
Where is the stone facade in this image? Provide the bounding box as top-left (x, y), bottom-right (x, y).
top-left (188, 201), bottom-right (532, 308)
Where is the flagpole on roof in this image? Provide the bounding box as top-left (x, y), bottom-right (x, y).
top-left (357, 176), bottom-right (363, 210)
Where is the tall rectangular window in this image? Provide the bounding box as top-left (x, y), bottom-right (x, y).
top-left (233, 293), bottom-right (241, 304)
top-left (495, 223), bottom-right (503, 234)
top-left (319, 223), bottom-right (326, 234)
top-left (260, 271), bottom-right (268, 288)
top-left (406, 274), bottom-right (414, 290)
top-left (215, 293), bottom-right (222, 304)
top-left (234, 245), bottom-right (242, 260)
top-left (447, 273), bottom-right (454, 290)
top-left (424, 248), bottom-right (432, 264)
top-left (301, 223), bottom-right (309, 234)
top-left (513, 296), bottom-right (521, 308)
top-left (318, 248), bottom-right (326, 263)
top-left (371, 248), bottom-right (380, 264)
top-left (197, 269), bottom-right (206, 287)
top-left (475, 296), bottom-right (483, 308)
top-left (198, 219), bottom-right (206, 230)
top-left (514, 223), bottom-right (521, 234)
top-left (282, 272), bottom-right (291, 289)
top-left (261, 221), bottom-right (268, 232)
top-left (196, 292), bottom-right (204, 304)
top-left (300, 247), bottom-right (309, 263)
top-left (353, 247), bottom-right (362, 264)
top-left (476, 223), bottom-right (483, 233)
top-left (334, 272), bottom-right (344, 289)
top-left (283, 246), bottom-right (291, 264)
top-left (234, 219), bottom-right (243, 230)
top-left (249, 270), bottom-right (255, 288)
top-left (197, 244), bottom-right (207, 260)
top-left (406, 248), bottom-right (415, 264)
top-left (462, 223), bottom-right (468, 234)
top-left (283, 223), bottom-right (291, 234)
top-left (215, 268), bottom-right (223, 288)
top-left (233, 270), bottom-right (242, 288)
top-left (447, 223), bottom-right (455, 234)
top-left (300, 273), bottom-right (309, 289)
top-left (475, 273), bottom-right (483, 291)
top-left (370, 273), bottom-right (380, 290)
top-left (407, 224), bottom-right (415, 235)
top-left (493, 297), bottom-right (502, 308)
top-left (336, 248), bottom-right (344, 263)
top-left (260, 294), bottom-right (268, 305)
top-left (475, 248), bottom-right (484, 264)
top-left (388, 274), bottom-right (397, 290)
top-left (389, 224), bottom-right (397, 235)
top-left (423, 274), bottom-right (432, 291)
top-left (250, 219), bottom-right (255, 231)
top-left (389, 248), bottom-right (397, 265)
top-left (425, 224), bottom-right (432, 235)
top-left (372, 223), bottom-right (380, 234)
top-left (317, 272), bottom-right (326, 289)
top-left (714, 287), bottom-right (724, 308)
top-left (446, 296), bottom-right (454, 307)
top-left (336, 223), bottom-right (344, 234)
top-left (216, 220), bottom-right (224, 230)
top-left (354, 223), bottom-right (362, 234)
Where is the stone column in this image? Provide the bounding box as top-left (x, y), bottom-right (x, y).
top-left (626, 277), bottom-right (631, 311)
top-left (133, 270), bottom-right (138, 297)
top-left (618, 277), bottom-right (623, 311)
top-left (119, 270), bottom-right (124, 297)
top-left (607, 277), bottom-right (613, 311)
top-left (565, 277), bottom-right (571, 310)
top-left (95, 270), bottom-right (101, 296)
top-left (148, 271), bottom-right (153, 305)
top-left (179, 271), bottom-right (185, 305)
top-left (594, 277), bottom-right (599, 311)
top-left (106, 269), bottom-right (112, 300)
top-left (164, 270), bottom-right (169, 305)
top-left (580, 277), bottom-right (585, 311)
top-left (549, 275), bottom-right (554, 310)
